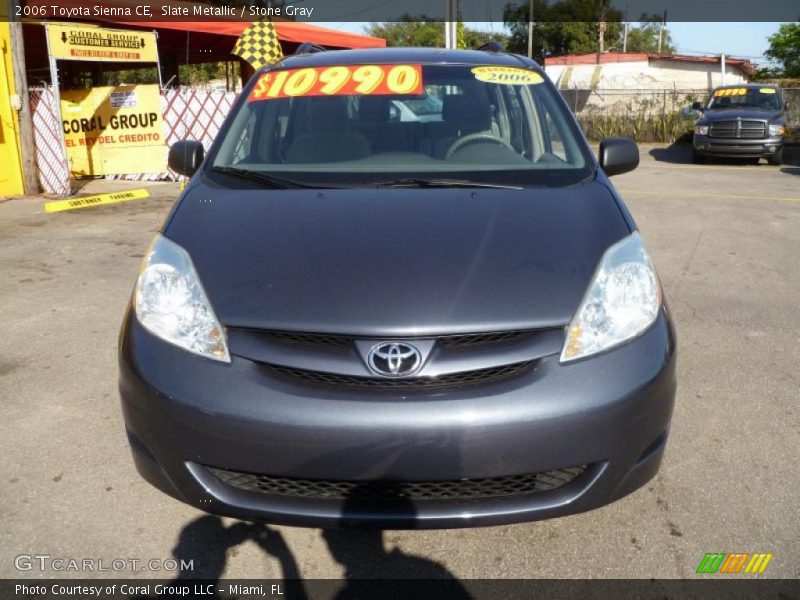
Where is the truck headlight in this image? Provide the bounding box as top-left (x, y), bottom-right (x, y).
top-left (768, 124), bottom-right (785, 137)
top-left (135, 234), bottom-right (230, 362)
top-left (694, 125), bottom-right (709, 135)
top-left (561, 232), bottom-right (662, 363)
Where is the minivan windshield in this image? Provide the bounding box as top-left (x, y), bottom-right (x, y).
top-left (706, 87), bottom-right (782, 111)
top-left (210, 63), bottom-right (592, 188)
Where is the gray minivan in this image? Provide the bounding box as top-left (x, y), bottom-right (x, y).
top-left (119, 46), bottom-right (676, 529)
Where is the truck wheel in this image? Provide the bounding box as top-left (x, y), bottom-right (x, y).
top-left (692, 149), bottom-right (706, 164)
top-left (768, 148), bottom-right (783, 166)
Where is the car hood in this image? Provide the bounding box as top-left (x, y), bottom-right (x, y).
top-left (703, 108), bottom-right (782, 122)
top-left (164, 179), bottom-right (631, 336)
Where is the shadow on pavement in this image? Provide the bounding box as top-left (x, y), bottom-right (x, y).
top-left (648, 143), bottom-right (693, 165)
top-left (649, 142), bottom-right (800, 173)
top-left (319, 488), bottom-right (470, 598)
top-left (780, 145), bottom-right (800, 175)
top-left (134, 503), bottom-right (471, 599)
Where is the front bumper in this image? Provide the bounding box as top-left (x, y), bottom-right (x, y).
top-left (119, 309), bottom-right (677, 529)
top-left (693, 134), bottom-right (783, 157)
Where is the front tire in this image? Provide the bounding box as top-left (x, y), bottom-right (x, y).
top-left (768, 148), bottom-right (783, 166)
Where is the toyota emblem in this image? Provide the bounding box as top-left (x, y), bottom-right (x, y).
top-left (367, 342), bottom-right (422, 377)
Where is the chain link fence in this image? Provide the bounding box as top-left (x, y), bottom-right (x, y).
top-left (559, 87), bottom-right (800, 143)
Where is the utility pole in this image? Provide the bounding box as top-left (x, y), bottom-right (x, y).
top-left (720, 53), bottom-right (726, 85)
top-left (622, 21), bottom-right (629, 52)
top-left (657, 10), bottom-right (667, 54)
top-left (444, 0), bottom-right (458, 49)
top-left (622, 3), bottom-right (629, 53)
top-left (527, 0), bottom-right (534, 58)
top-left (597, 0), bottom-right (607, 54)
top-left (8, 0), bottom-right (39, 195)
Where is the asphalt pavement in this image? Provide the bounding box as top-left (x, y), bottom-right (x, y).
top-left (1, 145), bottom-right (798, 580)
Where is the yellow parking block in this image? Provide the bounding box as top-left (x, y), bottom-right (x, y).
top-left (45, 189), bottom-right (150, 213)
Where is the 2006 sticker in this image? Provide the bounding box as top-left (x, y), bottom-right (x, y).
top-left (471, 66), bottom-right (543, 85)
top-left (248, 64), bottom-right (423, 101)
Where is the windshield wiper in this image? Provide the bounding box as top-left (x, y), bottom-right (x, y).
top-left (210, 166), bottom-right (314, 190)
top-left (375, 178), bottom-right (521, 190)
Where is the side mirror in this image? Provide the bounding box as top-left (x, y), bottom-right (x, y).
top-left (168, 140), bottom-right (204, 177)
top-left (692, 101), bottom-right (704, 111)
top-left (680, 106), bottom-right (699, 119)
top-left (599, 137), bottom-right (639, 177)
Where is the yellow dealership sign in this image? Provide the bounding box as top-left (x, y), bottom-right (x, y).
top-left (60, 85), bottom-right (165, 176)
top-left (47, 23), bottom-right (158, 63)
top-left (0, 20), bottom-right (25, 196)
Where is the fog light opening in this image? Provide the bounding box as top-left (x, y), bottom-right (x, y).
top-left (636, 430), bottom-right (669, 465)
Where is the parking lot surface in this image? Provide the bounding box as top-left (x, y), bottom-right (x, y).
top-left (1, 145), bottom-right (799, 580)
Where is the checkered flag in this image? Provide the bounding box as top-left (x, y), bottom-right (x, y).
top-left (233, 20), bottom-right (283, 70)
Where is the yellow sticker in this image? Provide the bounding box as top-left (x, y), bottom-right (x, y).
top-left (714, 87), bottom-right (747, 97)
top-left (760, 87), bottom-right (776, 94)
top-left (45, 189), bottom-right (150, 213)
top-left (471, 66), bottom-right (543, 85)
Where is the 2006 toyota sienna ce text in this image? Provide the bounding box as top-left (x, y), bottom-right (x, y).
top-left (119, 47), bottom-right (676, 529)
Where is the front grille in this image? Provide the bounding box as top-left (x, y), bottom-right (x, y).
top-left (740, 121), bottom-right (766, 138)
top-left (262, 360), bottom-right (536, 391)
top-left (709, 119), bottom-right (766, 139)
top-left (206, 465), bottom-right (587, 501)
top-left (261, 331), bottom-right (351, 348)
top-left (258, 329), bottom-right (536, 349)
top-left (435, 330), bottom-right (532, 347)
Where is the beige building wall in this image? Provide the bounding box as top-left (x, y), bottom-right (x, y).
top-left (545, 59), bottom-right (749, 115)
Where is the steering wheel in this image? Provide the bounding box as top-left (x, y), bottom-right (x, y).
top-left (445, 133), bottom-right (516, 160)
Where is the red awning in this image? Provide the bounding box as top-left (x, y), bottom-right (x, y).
top-left (112, 20), bottom-right (385, 49)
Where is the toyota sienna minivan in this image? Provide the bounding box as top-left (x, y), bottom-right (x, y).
top-left (119, 46), bottom-right (677, 529)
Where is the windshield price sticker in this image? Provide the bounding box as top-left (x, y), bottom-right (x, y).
top-left (759, 88), bottom-right (776, 94)
top-left (248, 64), bottom-right (423, 102)
top-left (471, 66), bottom-right (543, 85)
top-left (714, 88), bottom-right (748, 96)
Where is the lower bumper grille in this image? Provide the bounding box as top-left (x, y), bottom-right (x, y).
top-left (206, 465), bottom-right (587, 501)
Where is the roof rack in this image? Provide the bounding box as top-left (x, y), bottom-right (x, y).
top-left (294, 42), bottom-right (328, 56)
top-left (476, 40), bottom-right (505, 53)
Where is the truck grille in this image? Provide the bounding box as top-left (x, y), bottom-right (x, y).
top-left (709, 120), bottom-right (766, 139)
top-left (261, 360), bottom-right (536, 391)
top-left (205, 465), bottom-right (587, 501)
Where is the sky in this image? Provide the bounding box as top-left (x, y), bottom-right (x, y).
top-left (326, 21), bottom-right (783, 65)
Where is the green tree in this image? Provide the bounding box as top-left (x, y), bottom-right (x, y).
top-left (503, 0), bottom-right (623, 62)
top-left (624, 15), bottom-right (675, 54)
top-left (365, 19), bottom-right (443, 47)
top-left (764, 23), bottom-right (800, 78)
top-left (364, 18), bottom-right (508, 49)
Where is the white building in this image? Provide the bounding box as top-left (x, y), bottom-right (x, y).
top-left (544, 52), bottom-right (753, 91)
top-left (543, 52), bottom-right (754, 114)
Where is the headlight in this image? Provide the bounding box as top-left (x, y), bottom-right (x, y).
top-left (561, 232), bottom-right (661, 363)
top-left (134, 234), bottom-right (230, 362)
top-left (694, 125), bottom-right (709, 135)
top-left (768, 124), bottom-right (785, 137)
